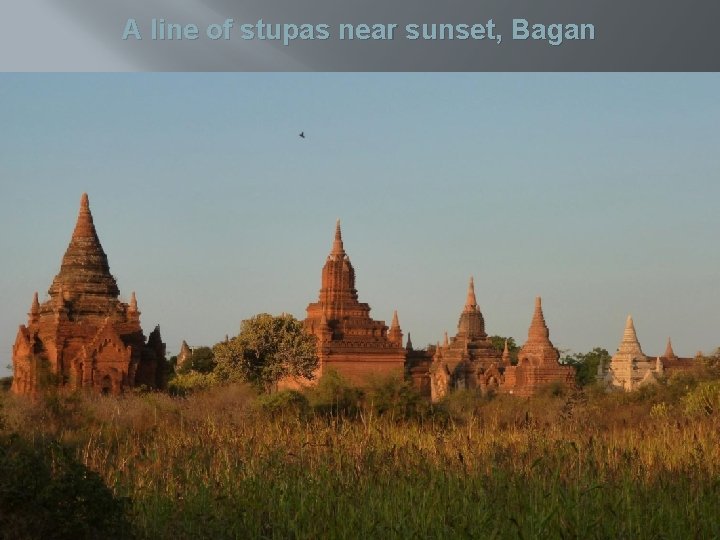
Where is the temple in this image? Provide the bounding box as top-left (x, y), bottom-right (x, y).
top-left (501, 297), bottom-right (575, 396)
top-left (11, 194), bottom-right (167, 397)
top-left (601, 316), bottom-right (695, 391)
top-left (300, 221), bottom-right (406, 385)
top-left (424, 277), bottom-right (504, 400)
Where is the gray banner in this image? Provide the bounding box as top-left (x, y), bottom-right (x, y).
top-left (2, 0), bottom-right (719, 70)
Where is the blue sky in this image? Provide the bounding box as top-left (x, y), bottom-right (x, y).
top-left (1, 74), bottom-right (719, 376)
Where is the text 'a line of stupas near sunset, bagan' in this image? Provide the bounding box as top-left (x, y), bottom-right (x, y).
top-left (10, 194), bottom-right (697, 399)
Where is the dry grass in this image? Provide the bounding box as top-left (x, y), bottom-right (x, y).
top-left (1, 374), bottom-right (719, 539)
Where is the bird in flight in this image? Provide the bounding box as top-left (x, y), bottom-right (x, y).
top-left (299, 131), bottom-right (305, 139)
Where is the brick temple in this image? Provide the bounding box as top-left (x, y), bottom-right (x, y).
top-left (11, 194), bottom-right (167, 397)
top-left (423, 277), bottom-right (504, 400)
top-left (501, 297), bottom-right (575, 396)
top-left (300, 221), bottom-right (406, 385)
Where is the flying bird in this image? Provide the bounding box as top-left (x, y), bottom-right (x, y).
top-left (299, 131), bottom-right (305, 139)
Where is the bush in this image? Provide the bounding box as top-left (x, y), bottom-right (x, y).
top-left (256, 390), bottom-right (310, 418)
top-left (307, 370), bottom-right (363, 417)
top-left (364, 376), bottom-right (430, 420)
top-left (0, 433), bottom-right (130, 539)
top-left (683, 380), bottom-right (720, 417)
top-left (167, 371), bottom-right (216, 397)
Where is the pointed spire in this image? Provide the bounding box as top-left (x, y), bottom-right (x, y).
top-left (390, 310), bottom-right (399, 329)
top-left (527, 296), bottom-right (550, 342)
top-left (623, 315), bottom-right (638, 343)
top-left (663, 337), bottom-right (676, 359)
top-left (502, 339), bottom-right (510, 365)
top-left (405, 332), bottom-right (413, 351)
top-left (331, 219), bottom-right (345, 256)
top-left (129, 291), bottom-right (138, 312)
top-left (28, 291), bottom-right (40, 323)
top-left (656, 356), bottom-right (664, 374)
top-left (464, 276), bottom-right (478, 311)
top-left (616, 314), bottom-right (645, 357)
top-left (72, 193), bottom-right (97, 240)
top-left (443, 331), bottom-right (449, 347)
top-left (457, 276), bottom-right (486, 339)
top-left (49, 193), bottom-right (120, 304)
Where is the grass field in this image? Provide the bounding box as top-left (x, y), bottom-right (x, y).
top-left (1, 371), bottom-right (719, 539)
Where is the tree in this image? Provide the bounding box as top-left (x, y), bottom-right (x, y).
top-left (488, 335), bottom-right (519, 365)
top-left (212, 313), bottom-right (318, 392)
top-left (561, 347), bottom-right (611, 386)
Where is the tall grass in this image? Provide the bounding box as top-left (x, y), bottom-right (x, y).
top-left (1, 373), bottom-right (719, 539)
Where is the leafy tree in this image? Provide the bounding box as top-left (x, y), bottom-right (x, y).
top-left (562, 347), bottom-right (611, 386)
top-left (190, 347), bottom-right (216, 374)
top-left (489, 335), bottom-right (519, 365)
top-left (213, 313), bottom-right (318, 392)
top-left (176, 346), bottom-right (216, 375)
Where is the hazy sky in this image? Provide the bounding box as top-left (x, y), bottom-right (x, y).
top-left (1, 74), bottom-right (719, 376)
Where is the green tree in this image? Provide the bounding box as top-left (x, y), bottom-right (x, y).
top-left (488, 335), bottom-right (519, 365)
top-left (190, 346), bottom-right (216, 374)
top-left (562, 347), bottom-right (611, 386)
top-left (213, 313), bottom-right (318, 392)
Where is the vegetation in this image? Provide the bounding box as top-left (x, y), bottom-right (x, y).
top-left (177, 347), bottom-right (216, 375)
top-left (166, 313), bottom-right (318, 396)
top-left (212, 313), bottom-right (318, 392)
top-left (489, 335), bottom-right (519, 364)
top-left (562, 347), bottom-right (612, 386)
top-left (1, 363), bottom-right (720, 539)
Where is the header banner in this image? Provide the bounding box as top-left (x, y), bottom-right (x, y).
top-left (3, 0), bottom-right (719, 71)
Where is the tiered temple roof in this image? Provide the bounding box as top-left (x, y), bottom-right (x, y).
top-left (300, 221), bottom-right (406, 385)
top-left (501, 297), bottom-right (575, 396)
top-left (428, 277), bottom-right (503, 400)
top-left (11, 194), bottom-right (166, 396)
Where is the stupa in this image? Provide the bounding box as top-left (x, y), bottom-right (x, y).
top-left (11, 194), bottom-right (166, 396)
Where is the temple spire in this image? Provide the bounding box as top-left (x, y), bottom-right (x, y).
top-left (388, 310), bottom-right (403, 347)
top-left (527, 296), bottom-right (550, 342)
top-left (28, 292), bottom-right (40, 323)
top-left (616, 314), bottom-right (644, 357)
top-left (129, 291), bottom-right (138, 314)
top-left (464, 276), bottom-right (478, 311)
top-left (72, 193), bottom-right (97, 240)
top-left (622, 315), bottom-right (639, 343)
top-left (502, 339), bottom-right (510, 365)
top-left (49, 193), bottom-right (120, 304)
top-left (331, 219), bottom-right (345, 256)
top-left (406, 332), bottom-right (413, 351)
top-left (664, 337), bottom-right (676, 358)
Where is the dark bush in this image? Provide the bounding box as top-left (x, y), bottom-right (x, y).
top-left (0, 433), bottom-right (131, 539)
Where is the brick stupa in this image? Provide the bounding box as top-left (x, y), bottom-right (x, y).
top-left (300, 220), bottom-right (406, 385)
top-left (11, 194), bottom-right (166, 396)
top-left (428, 277), bottom-right (503, 401)
top-left (502, 297), bottom-right (575, 396)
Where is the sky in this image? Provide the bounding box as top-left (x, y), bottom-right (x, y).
top-left (1, 73), bottom-right (719, 376)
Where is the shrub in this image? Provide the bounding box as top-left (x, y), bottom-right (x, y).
top-left (307, 370), bottom-right (363, 417)
top-left (256, 390), bottom-right (309, 418)
top-left (0, 433), bottom-right (130, 539)
top-left (683, 380), bottom-right (720, 417)
top-left (364, 376), bottom-right (430, 420)
top-left (167, 371), bottom-right (216, 397)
